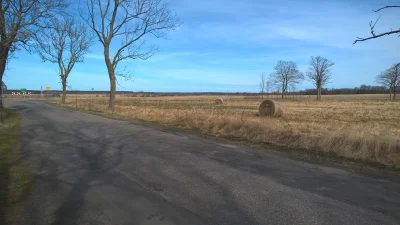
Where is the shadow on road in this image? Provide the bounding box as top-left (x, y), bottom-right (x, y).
top-left (29, 125), bottom-right (125, 225)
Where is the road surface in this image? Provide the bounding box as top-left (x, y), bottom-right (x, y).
top-left (7, 101), bottom-right (400, 225)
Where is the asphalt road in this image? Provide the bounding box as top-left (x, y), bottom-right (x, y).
top-left (7, 100), bottom-right (400, 225)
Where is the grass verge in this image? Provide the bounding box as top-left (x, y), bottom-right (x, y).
top-left (0, 108), bottom-right (33, 224)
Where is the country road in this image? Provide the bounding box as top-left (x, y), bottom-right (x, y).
top-left (6, 100), bottom-right (400, 225)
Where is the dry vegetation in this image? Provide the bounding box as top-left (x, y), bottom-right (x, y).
top-left (55, 94), bottom-right (400, 167)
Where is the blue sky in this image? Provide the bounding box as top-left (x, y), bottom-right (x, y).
top-left (4, 0), bottom-right (400, 92)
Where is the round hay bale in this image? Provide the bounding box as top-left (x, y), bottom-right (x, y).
top-left (258, 100), bottom-right (283, 117)
top-left (215, 98), bottom-right (224, 105)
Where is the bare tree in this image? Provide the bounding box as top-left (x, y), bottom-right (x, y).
top-left (0, 0), bottom-right (67, 109)
top-left (35, 18), bottom-right (92, 104)
top-left (375, 63), bottom-right (400, 100)
top-left (270, 60), bottom-right (304, 99)
top-left (84, 0), bottom-right (180, 111)
top-left (266, 79), bottom-right (272, 98)
top-left (259, 73), bottom-right (266, 99)
top-left (354, 5), bottom-right (400, 44)
top-left (306, 56), bottom-right (334, 100)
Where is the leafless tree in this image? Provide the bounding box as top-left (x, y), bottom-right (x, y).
top-left (306, 56), bottom-right (334, 100)
top-left (35, 18), bottom-right (92, 104)
top-left (0, 0), bottom-right (67, 109)
top-left (259, 73), bottom-right (266, 99)
top-left (84, 0), bottom-right (180, 111)
top-left (266, 79), bottom-right (272, 98)
top-left (270, 60), bottom-right (304, 99)
top-left (354, 5), bottom-right (400, 44)
top-left (375, 63), bottom-right (400, 100)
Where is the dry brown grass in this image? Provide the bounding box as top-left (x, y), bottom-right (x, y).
top-left (59, 94), bottom-right (400, 167)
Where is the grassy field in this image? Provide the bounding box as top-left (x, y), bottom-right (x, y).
top-left (0, 109), bottom-right (33, 224)
top-left (53, 94), bottom-right (400, 167)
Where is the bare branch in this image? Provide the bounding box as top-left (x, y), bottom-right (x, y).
top-left (354, 5), bottom-right (400, 44)
top-left (353, 29), bottom-right (400, 44)
top-left (374, 5), bottom-right (400, 12)
top-left (369, 15), bottom-right (381, 36)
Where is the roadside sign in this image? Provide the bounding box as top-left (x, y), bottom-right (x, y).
top-left (45, 86), bottom-right (50, 91)
top-left (21, 88), bottom-right (27, 93)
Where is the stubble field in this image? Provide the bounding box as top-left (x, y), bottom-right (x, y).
top-left (49, 93), bottom-right (399, 167)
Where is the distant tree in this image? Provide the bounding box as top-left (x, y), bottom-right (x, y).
top-left (270, 61), bottom-right (304, 99)
top-left (259, 73), bottom-right (266, 98)
top-left (306, 56), bottom-right (334, 100)
top-left (354, 6), bottom-right (400, 44)
top-left (0, 0), bottom-right (67, 109)
top-left (375, 63), bottom-right (400, 100)
top-left (266, 79), bottom-right (272, 97)
top-left (84, 0), bottom-right (180, 112)
top-left (35, 18), bottom-right (92, 104)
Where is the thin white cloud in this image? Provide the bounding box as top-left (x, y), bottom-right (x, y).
top-left (173, 0), bottom-right (399, 53)
top-left (137, 68), bottom-right (260, 86)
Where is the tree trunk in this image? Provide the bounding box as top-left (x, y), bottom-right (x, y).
top-left (317, 86), bottom-right (321, 100)
top-left (393, 86), bottom-right (396, 100)
top-left (0, 52), bottom-right (8, 109)
top-left (109, 76), bottom-right (116, 111)
top-left (61, 78), bottom-right (67, 104)
top-left (104, 47), bottom-right (116, 112)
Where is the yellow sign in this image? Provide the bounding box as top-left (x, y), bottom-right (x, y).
top-left (45, 86), bottom-right (50, 91)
